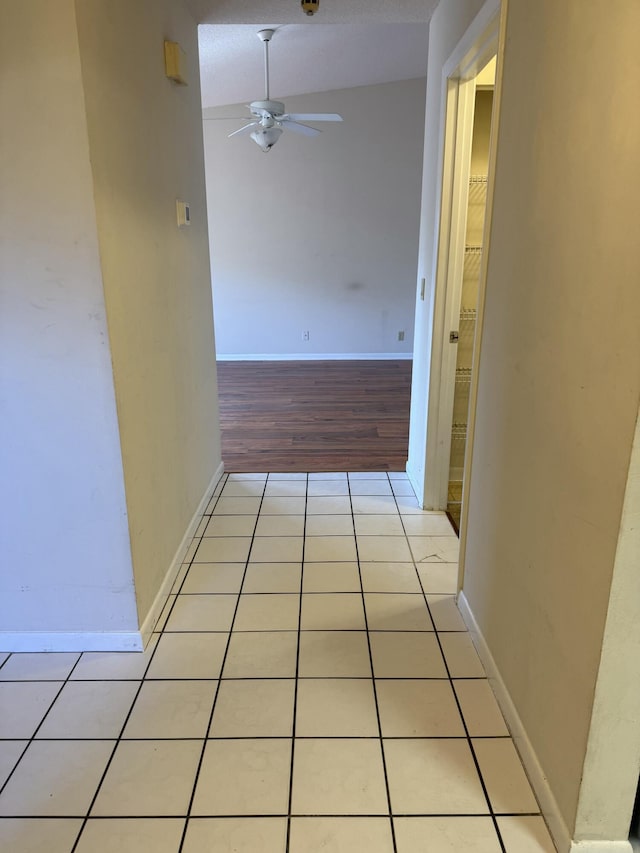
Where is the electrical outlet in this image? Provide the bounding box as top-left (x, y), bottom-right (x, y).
top-left (398, 331), bottom-right (405, 341)
top-left (302, 330), bottom-right (310, 341)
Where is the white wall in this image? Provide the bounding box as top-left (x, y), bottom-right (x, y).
top-left (203, 79), bottom-right (426, 358)
top-left (462, 0), bottom-right (640, 845)
top-left (0, 1), bottom-right (138, 645)
top-left (406, 0), bottom-right (487, 490)
top-left (75, 0), bottom-right (222, 626)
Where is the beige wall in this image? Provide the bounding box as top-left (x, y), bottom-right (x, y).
top-left (463, 0), bottom-right (640, 841)
top-left (0, 0), bottom-right (138, 640)
top-left (75, 0), bottom-right (221, 623)
top-left (469, 90), bottom-right (493, 177)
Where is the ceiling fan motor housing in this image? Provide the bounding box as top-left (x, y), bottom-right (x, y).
top-left (301, 0), bottom-right (319, 15)
top-left (250, 100), bottom-right (285, 118)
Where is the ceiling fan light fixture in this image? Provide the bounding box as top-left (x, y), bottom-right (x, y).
top-left (214, 27), bottom-right (342, 150)
top-left (250, 126), bottom-right (283, 152)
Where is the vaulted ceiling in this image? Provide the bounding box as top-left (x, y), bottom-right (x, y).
top-left (189, 0), bottom-right (437, 108)
top-left (198, 24), bottom-right (431, 108)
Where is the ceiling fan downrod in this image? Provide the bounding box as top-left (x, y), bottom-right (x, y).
top-left (257, 29), bottom-right (274, 101)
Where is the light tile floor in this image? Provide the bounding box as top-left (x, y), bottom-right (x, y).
top-left (0, 472), bottom-right (557, 853)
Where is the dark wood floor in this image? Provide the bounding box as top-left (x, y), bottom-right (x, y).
top-left (216, 360), bottom-right (412, 472)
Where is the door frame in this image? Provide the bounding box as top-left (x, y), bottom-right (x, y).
top-left (421, 1), bottom-right (501, 515)
top-left (421, 70), bottom-right (477, 512)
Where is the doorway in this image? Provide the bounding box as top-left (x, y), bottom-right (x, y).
top-left (446, 63), bottom-right (495, 530)
top-left (200, 30), bottom-right (426, 474)
top-left (411, 2), bottom-right (500, 522)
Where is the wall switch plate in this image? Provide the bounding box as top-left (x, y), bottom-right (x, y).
top-left (302, 330), bottom-right (310, 341)
top-left (398, 330), bottom-right (405, 341)
top-left (176, 200), bottom-right (191, 227)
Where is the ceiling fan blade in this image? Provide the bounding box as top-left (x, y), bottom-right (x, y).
top-left (280, 119), bottom-right (321, 137)
top-left (228, 123), bottom-right (259, 138)
top-left (204, 117), bottom-right (253, 122)
top-left (283, 113), bottom-right (343, 122)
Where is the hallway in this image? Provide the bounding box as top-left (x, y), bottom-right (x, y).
top-left (0, 472), bottom-right (555, 852)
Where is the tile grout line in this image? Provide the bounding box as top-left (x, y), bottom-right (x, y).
top-left (0, 676), bottom-right (490, 688)
top-left (0, 734), bottom-right (514, 742)
top-left (0, 810), bottom-right (543, 820)
top-left (392, 487), bottom-right (508, 853)
top-left (0, 474), bottom-right (541, 843)
top-left (0, 472), bottom-right (226, 835)
top-left (67, 640), bottom-right (164, 850)
top-left (171, 589), bottom-right (458, 596)
top-left (284, 472), bottom-right (309, 853)
top-left (0, 812), bottom-right (541, 820)
top-left (149, 628), bottom-right (467, 634)
top-left (160, 624), bottom-right (466, 628)
top-left (69, 475), bottom-right (229, 851)
top-left (0, 651), bottom-right (85, 801)
top-left (349, 471), bottom-right (398, 853)
top-left (175, 473), bottom-right (269, 853)
top-left (1, 660), bottom-right (486, 684)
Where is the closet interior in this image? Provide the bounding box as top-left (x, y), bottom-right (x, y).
top-left (447, 83), bottom-right (494, 529)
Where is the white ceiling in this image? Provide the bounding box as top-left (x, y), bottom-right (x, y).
top-left (198, 23), bottom-right (431, 108)
top-left (188, 0), bottom-right (437, 26)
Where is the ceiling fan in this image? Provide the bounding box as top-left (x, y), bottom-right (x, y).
top-left (207, 29), bottom-right (343, 152)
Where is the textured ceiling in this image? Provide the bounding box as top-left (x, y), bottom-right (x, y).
top-left (198, 23), bottom-right (430, 108)
top-left (187, 0), bottom-right (438, 25)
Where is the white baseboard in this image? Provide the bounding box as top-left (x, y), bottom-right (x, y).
top-left (458, 592), bottom-right (635, 853)
top-left (0, 631), bottom-right (144, 653)
top-left (405, 462), bottom-right (426, 509)
top-left (138, 460), bottom-right (225, 646)
top-left (457, 590), bottom-right (572, 853)
top-left (457, 593), bottom-right (635, 853)
top-left (0, 462), bottom-right (226, 655)
top-left (216, 352), bottom-right (413, 362)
